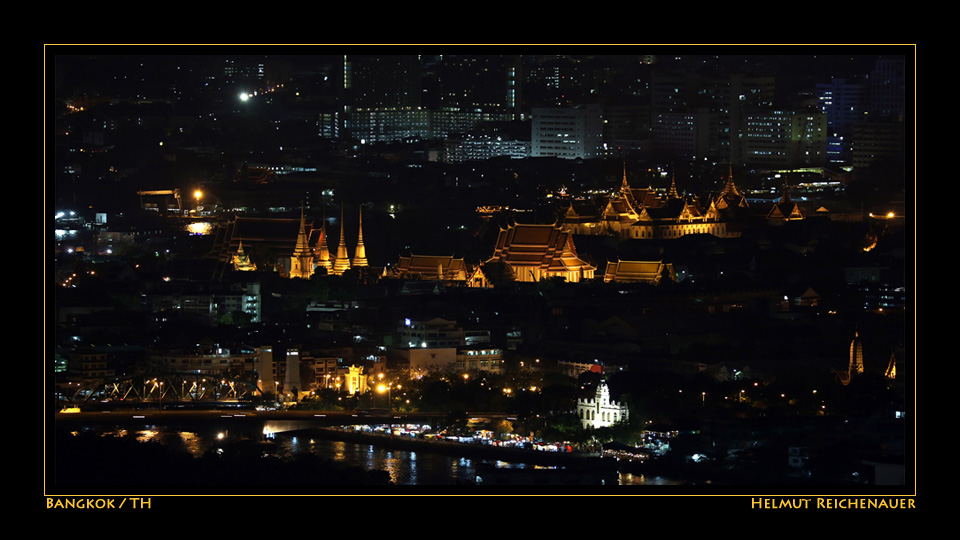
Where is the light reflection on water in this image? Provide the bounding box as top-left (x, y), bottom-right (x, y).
top-left (620, 472), bottom-right (682, 485)
top-left (272, 437), bottom-right (472, 485)
top-left (81, 426), bottom-right (678, 486)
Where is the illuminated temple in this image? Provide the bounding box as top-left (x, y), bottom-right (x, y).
top-left (387, 254), bottom-right (491, 288)
top-left (766, 182), bottom-right (805, 222)
top-left (603, 260), bottom-right (676, 284)
top-left (484, 222), bottom-right (596, 283)
top-left (288, 207), bottom-right (315, 279)
top-left (560, 166), bottom-right (742, 240)
top-left (214, 205), bottom-right (369, 278)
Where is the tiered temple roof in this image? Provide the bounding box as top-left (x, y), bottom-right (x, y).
top-left (766, 183), bottom-right (805, 222)
top-left (603, 260), bottom-right (675, 284)
top-left (486, 222), bottom-right (595, 283)
top-left (715, 164), bottom-right (749, 211)
top-left (391, 254), bottom-right (469, 281)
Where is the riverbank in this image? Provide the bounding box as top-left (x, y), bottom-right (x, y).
top-left (302, 426), bottom-right (605, 467)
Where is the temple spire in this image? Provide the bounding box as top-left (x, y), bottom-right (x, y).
top-left (716, 164), bottom-right (748, 210)
top-left (316, 209), bottom-right (332, 271)
top-left (232, 241), bottom-right (257, 271)
top-left (289, 202), bottom-right (314, 279)
top-left (884, 351), bottom-right (897, 380)
top-left (723, 164), bottom-right (741, 197)
top-left (352, 205), bottom-right (368, 268)
top-left (668, 173), bottom-right (680, 199)
top-left (849, 330), bottom-right (864, 376)
top-left (779, 180), bottom-right (791, 204)
top-left (332, 204), bottom-right (352, 275)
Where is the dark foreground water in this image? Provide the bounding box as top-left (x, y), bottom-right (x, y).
top-left (55, 424), bottom-right (680, 486)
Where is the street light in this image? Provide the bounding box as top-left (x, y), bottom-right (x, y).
top-left (377, 383), bottom-right (391, 410)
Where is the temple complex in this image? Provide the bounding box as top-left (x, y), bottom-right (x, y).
top-left (560, 166), bottom-right (741, 240)
top-left (213, 204), bottom-right (369, 278)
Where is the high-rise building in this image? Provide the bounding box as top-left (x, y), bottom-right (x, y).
top-left (344, 55), bottom-right (421, 110)
top-left (531, 104), bottom-right (603, 159)
top-left (742, 109), bottom-right (828, 167)
top-left (343, 55), bottom-right (425, 143)
top-left (851, 120), bottom-right (904, 170)
top-left (869, 57), bottom-right (906, 121)
top-left (443, 135), bottom-right (529, 163)
top-left (816, 77), bottom-right (868, 164)
top-left (433, 55), bottom-right (521, 120)
top-left (650, 69), bottom-right (775, 163)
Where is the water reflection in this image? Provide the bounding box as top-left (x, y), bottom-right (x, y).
top-left (72, 426), bottom-right (678, 486)
top-left (620, 472), bottom-right (682, 485)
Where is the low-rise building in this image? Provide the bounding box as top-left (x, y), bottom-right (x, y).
top-left (577, 379), bottom-right (629, 430)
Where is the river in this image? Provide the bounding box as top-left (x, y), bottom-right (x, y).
top-left (57, 423), bottom-right (681, 486)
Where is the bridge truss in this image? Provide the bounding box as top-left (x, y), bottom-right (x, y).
top-left (67, 372), bottom-right (262, 403)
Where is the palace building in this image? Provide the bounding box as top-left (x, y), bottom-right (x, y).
top-left (560, 166), bottom-right (742, 241)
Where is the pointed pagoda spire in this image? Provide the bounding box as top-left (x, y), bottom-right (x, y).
top-left (779, 180), bottom-right (791, 204)
top-left (722, 163), bottom-right (741, 197)
top-left (289, 202), bottom-right (314, 279)
top-left (352, 205), bottom-right (368, 268)
top-left (884, 351), bottom-right (896, 380)
top-left (668, 173), bottom-right (680, 199)
top-left (232, 241), bottom-right (257, 271)
top-left (716, 164), bottom-right (748, 210)
top-left (316, 209), bottom-right (332, 270)
top-left (332, 203), bottom-right (352, 275)
top-left (849, 330), bottom-right (864, 376)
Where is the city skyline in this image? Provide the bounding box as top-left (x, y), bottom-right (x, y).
top-left (47, 45), bottom-right (913, 507)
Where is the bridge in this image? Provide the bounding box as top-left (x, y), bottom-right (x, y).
top-left (60, 371), bottom-right (261, 404)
